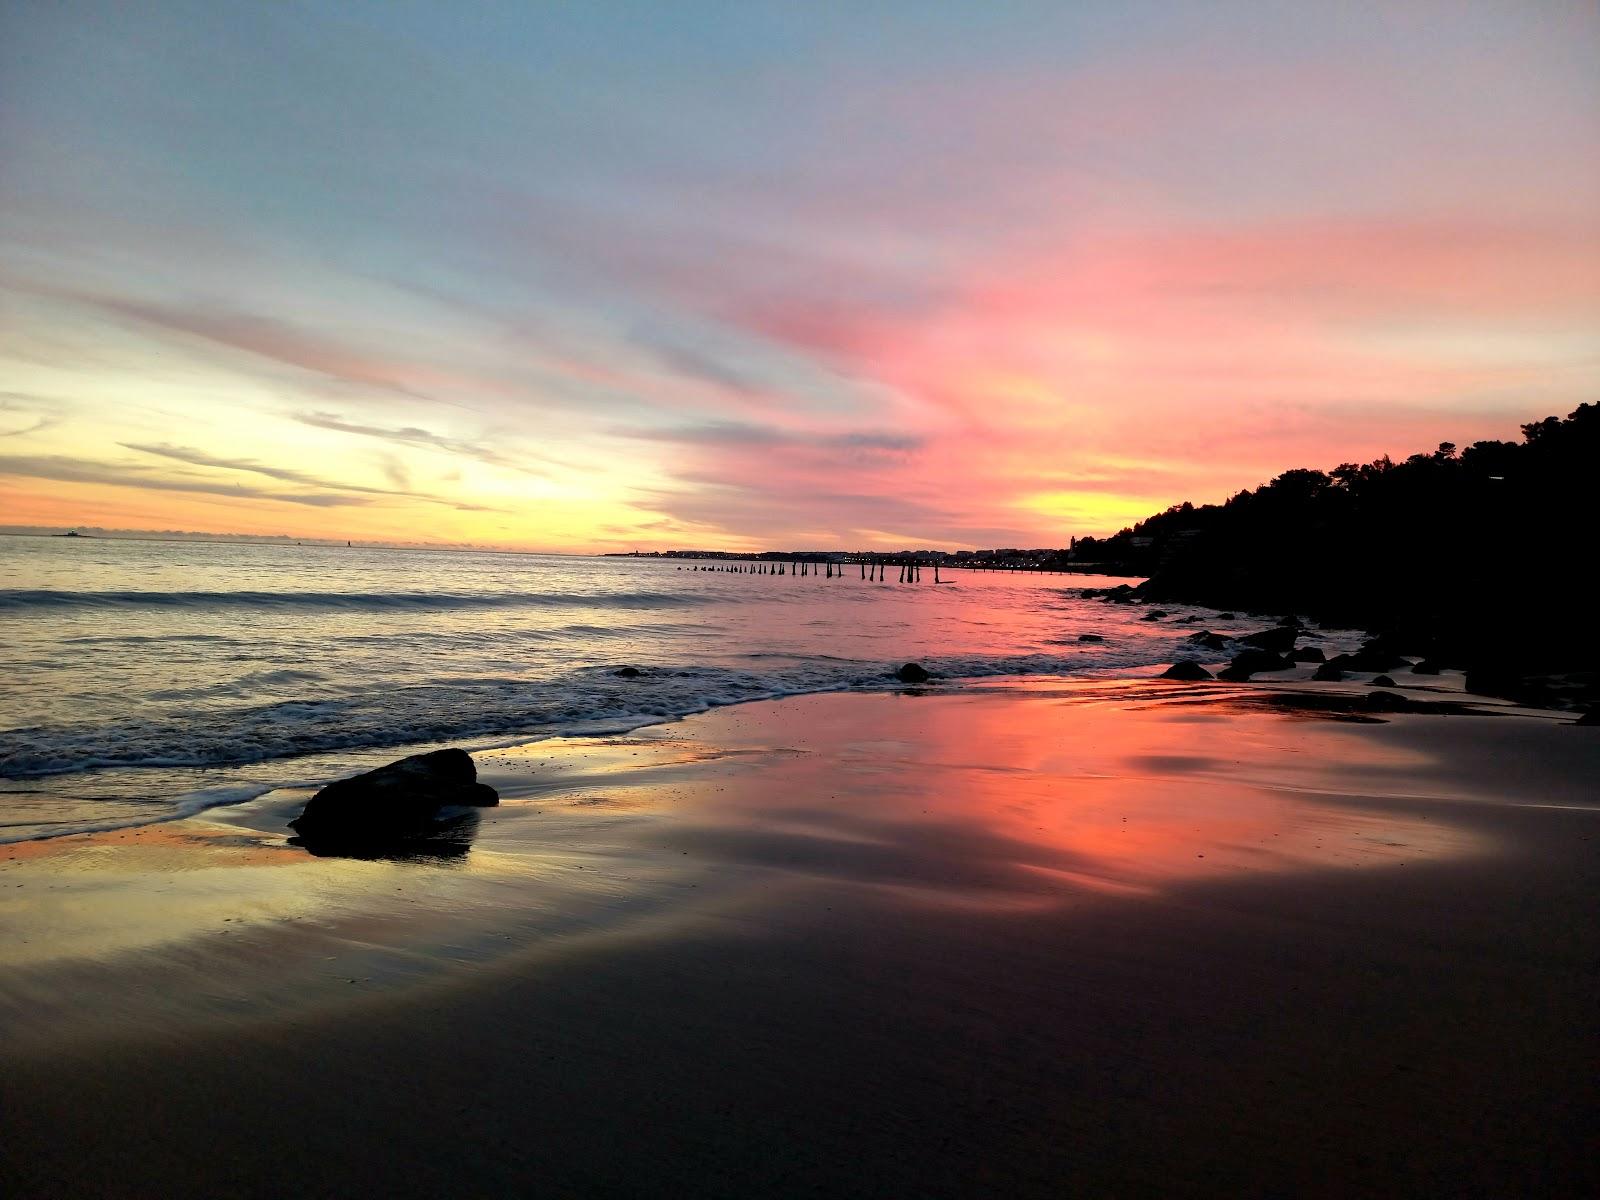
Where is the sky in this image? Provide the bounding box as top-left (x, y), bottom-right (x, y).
top-left (2, 1), bottom-right (1597, 551)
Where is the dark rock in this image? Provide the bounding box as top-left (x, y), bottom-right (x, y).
top-left (1239, 626), bottom-right (1298, 653)
top-left (1370, 675), bottom-right (1398, 688)
top-left (1312, 663), bottom-right (1345, 682)
top-left (1575, 708), bottom-right (1600, 727)
top-left (1077, 633), bottom-right (1105, 643)
top-left (614, 666), bottom-right (643, 678)
top-left (1229, 649), bottom-right (1293, 675)
top-left (895, 662), bottom-right (931, 683)
top-left (1354, 642), bottom-right (1410, 671)
top-left (289, 749), bottom-right (498, 846)
top-left (1083, 584), bottom-right (1136, 603)
top-left (1161, 660), bottom-right (1213, 681)
top-left (1217, 613), bottom-right (1235, 620)
top-left (1290, 646), bottom-right (1326, 663)
top-left (1140, 609), bottom-right (1169, 621)
top-left (1326, 648), bottom-right (1408, 674)
top-left (1411, 660), bottom-right (1442, 675)
top-left (1216, 665), bottom-right (1254, 682)
top-left (1187, 631), bottom-right (1229, 651)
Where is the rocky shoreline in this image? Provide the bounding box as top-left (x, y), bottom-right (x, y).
top-left (1084, 582), bottom-right (1600, 718)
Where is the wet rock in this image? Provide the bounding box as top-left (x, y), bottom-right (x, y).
top-left (1354, 642), bottom-right (1410, 671)
top-left (1077, 633), bottom-right (1105, 643)
top-left (1325, 647), bottom-right (1408, 674)
top-left (289, 749), bottom-right (498, 847)
top-left (1290, 646), bottom-right (1326, 663)
top-left (1312, 662), bottom-right (1345, 682)
top-left (614, 666), bottom-right (643, 678)
top-left (1239, 627), bottom-right (1298, 653)
top-left (1161, 660), bottom-right (1213, 681)
top-left (1140, 609), bottom-right (1169, 621)
top-left (1411, 660), bottom-right (1443, 675)
top-left (1575, 708), bottom-right (1600, 727)
top-left (895, 662), bottom-right (931, 683)
top-left (1370, 675), bottom-right (1398, 688)
top-left (1216, 665), bottom-right (1255, 682)
top-left (1188, 631), bottom-right (1229, 651)
top-left (1229, 649), bottom-right (1294, 675)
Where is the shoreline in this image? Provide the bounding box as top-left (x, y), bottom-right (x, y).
top-left (4, 680), bottom-right (1596, 1196)
top-left (0, 619), bottom-right (1505, 846)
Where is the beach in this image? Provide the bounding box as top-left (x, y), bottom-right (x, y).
top-left (5, 679), bottom-right (1596, 1198)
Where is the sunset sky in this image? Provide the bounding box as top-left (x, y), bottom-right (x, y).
top-left (3, 1), bottom-right (1597, 551)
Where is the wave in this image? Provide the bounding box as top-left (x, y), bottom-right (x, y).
top-left (0, 785), bottom-right (273, 846)
top-left (0, 588), bottom-right (710, 612)
top-left (0, 649), bottom-right (1171, 781)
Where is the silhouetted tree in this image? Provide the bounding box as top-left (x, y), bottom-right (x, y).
top-left (1111, 404), bottom-right (1596, 677)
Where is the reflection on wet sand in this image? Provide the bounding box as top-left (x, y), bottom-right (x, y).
top-left (558, 682), bottom-right (1486, 904)
top-left (1, 683), bottom-right (1503, 981)
top-left (289, 809), bottom-right (482, 862)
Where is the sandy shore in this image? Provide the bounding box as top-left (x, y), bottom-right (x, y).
top-left (3, 679), bottom-right (1596, 1198)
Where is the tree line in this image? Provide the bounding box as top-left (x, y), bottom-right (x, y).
top-left (1081, 403), bottom-right (1597, 677)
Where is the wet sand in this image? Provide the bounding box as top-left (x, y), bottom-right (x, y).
top-left (3, 680), bottom-right (1597, 1197)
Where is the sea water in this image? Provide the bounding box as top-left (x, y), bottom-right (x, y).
top-left (0, 535), bottom-right (1306, 842)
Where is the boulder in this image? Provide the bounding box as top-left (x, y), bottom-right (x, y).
top-left (1140, 609), bottom-right (1169, 621)
top-left (1575, 708), bottom-right (1600, 727)
top-left (1239, 627), bottom-right (1298, 653)
top-left (1289, 646), bottom-right (1326, 663)
top-left (1312, 662), bottom-right (1345, 682)
top-left (614, 666), bottom-right (643, 678)
top-left (1161, 660), bottom-right (1214, 681)
top-left (1325, 648), bottom-right (1407, 674)
top-left (1077, 633), bottom-right (1105, 643)
top-left (895, 662), bottom-right (931, 683)
top-left (1354, 642), bottom-right (1410, 671)
top-left (1187, 631), bottom-right (1229, 651)
top-left (1411, 660), bottom-right (1442, 675)
top-left (289, 749), bottom-right (498, 846)
top-left (1370, 675), bottom-right (1398, 688)
top-left (1216, 665), bottom-right (1255, 682)
top-left (1229, 649), bottom-right (1294, 675)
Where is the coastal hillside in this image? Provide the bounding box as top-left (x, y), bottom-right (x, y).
top-left (1079, 404), bottom-right (1598, 684)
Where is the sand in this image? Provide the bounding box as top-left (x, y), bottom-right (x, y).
top-left (2, 679), bottom-right (1596, 1198)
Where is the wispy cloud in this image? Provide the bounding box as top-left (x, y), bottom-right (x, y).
top-left (619, 421), bottom-right (923, 453)
top-left (0, 454), bottom-right (372, 508)
top-left (292, 411), bottom-right (552, 475)
top-left (119, 442), bottom-right (502, 513)
top-left (0, 393), bottom-right (67, 439)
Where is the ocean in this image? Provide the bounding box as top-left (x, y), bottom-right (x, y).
top-left (0, 535), bottom-right (1336, 843)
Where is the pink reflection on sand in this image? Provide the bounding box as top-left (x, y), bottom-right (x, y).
top-left (647, 686), bottom-right (1482, 902)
